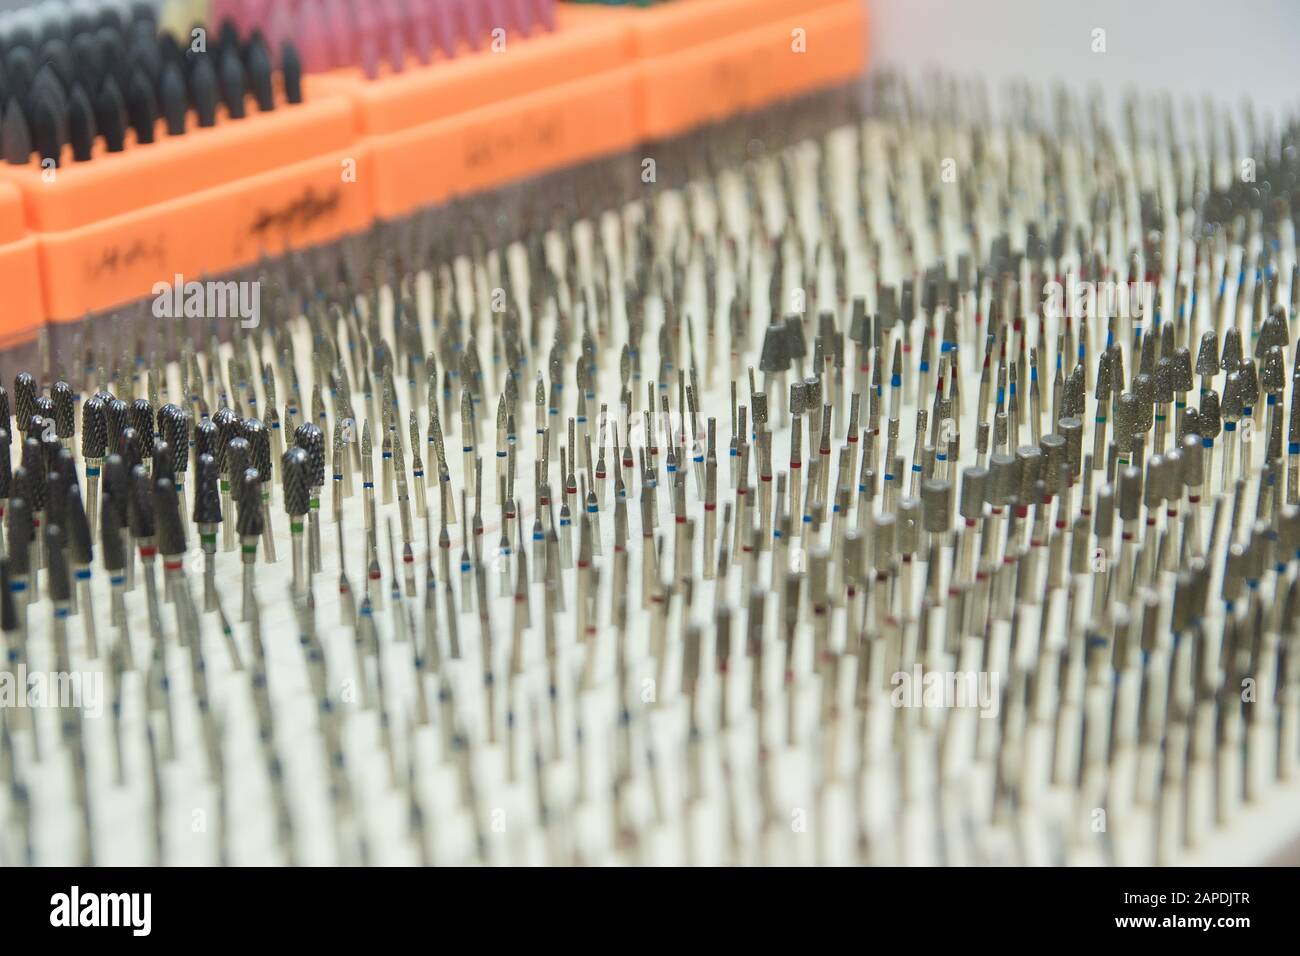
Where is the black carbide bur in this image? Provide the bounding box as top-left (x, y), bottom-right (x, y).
top-left (102, 453), bottom-right (129, 530)
top-left (8, 496), bottom-right (32, 578)
top-left (155, 478), bottom-right (186, 559)
top-left (45, 467), bottom-right (67, 531)
top-left (283, 446), bottom-right (310, 517)
top-left (281, 41), bottom-right (303, 104)
top-left (68, 82), bottom-right (97, 161)
top-left (153, 440), bottom-right (175, 485)
top-left (194, 417), bottom-right (218, 462)
top-left (125, 65), bottom-right (157, 144)
top-left (20, 450), bottom-right (45, 513)
top-left (0, 383), bottom-right (10, 429)
top-left (190, 52), bottom-right (219, 127)
top-left (212, 410), bottom-right (238, 550)
top-left (100, 492), bottom-right (127, 637)
top-left (0, 428), bottom-right (10, 501)
top-left (130, 398), bottom-right (155, 457)
top-left (294, 422), bottom-right (325, 488)
top-left (236, 463), bottom-right (264, 620)
top-left (81, 396), bottom-right (106, 458)
top-left (106, 398), bottom-right (129, 454)
top-left (245, 418), bottom-right (271, 484)
top-left (128, 465), bottom-right (155, 541)
top-left (227, 436), bottom-right (251, 501)
top-left (34, 394), bottom-right (56, 443)
top-left (67, 485), bottom-right (93, 566)
top-left (219, 46), bottom-right (247, 119)
top-left (293, 421), bottom-right (325, 575)
top-left (119, 427), bottom-right (142, 474)
top-left (2, 97), bottom-right (32, 164)
top-left (159, 60), bottom-right (187, 135)
top-left (30, 93), bottom-right (62, 168)
top-left (236, 467), bottom-right (264, 538)
top-left (0, 559), bottom-right (16, 634)
top-left (45, 526), bottom-right (71, 606)
top-left (193, 452), bottom-right (222, 611)
top-left (283, 445), bottom-right (309, 593)
top-left (95, 74), bottom-right (128, 152)
top-left (245, 417), bottom-right (276, 563)
top-left (212, 407), bottom-right (237, 472)
top-left (52, 382), bottom-right (74, 441)
top-left (247, 36), bottom-right (275, 112)
top-left (13, 372), bottom-right (35, 433)
top-left (158, 405), bottom-right (189, 479)
top-left (193, 453), bottom-right (222, 526)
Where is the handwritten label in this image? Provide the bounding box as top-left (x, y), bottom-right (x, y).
top-left (464, 110), bottom-right (563, 173)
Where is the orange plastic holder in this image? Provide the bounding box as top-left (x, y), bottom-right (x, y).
top-left (304, 4), bottom-right (636, 135)
top-left (637, 0), bottom-right (867, 140)
top-left (0, 94), bottom-right (372, 322)
top-left (304, 3), bottom-right (641, 219)
top-left (0, 180), bottom-right (44, 349)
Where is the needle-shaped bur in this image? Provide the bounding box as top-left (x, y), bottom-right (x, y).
top-left (283, 446), bottom-right (310, 595)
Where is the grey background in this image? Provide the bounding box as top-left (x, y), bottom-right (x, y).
top-left (867, 0), bottom-right (1300, 122)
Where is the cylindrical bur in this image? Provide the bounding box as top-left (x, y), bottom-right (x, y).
top-left (872, 512), bottom-right (896, 574)
top-left (1118, 466), bottom-right (1142, 523)
top-left (52, 381), bottom-right (74, 443)
top-left (1058, 417), bottom-right (1083, 483)
top-left (245, 418), bottom-right (275, 563)
top-left (1016, 445), bottom-right (1043, 505)
top-left (922, 479), bottom-right (951, 537)
top-left (1039, 434), bottom-right (1066, 495)
top-left (193, 453), bottom-right (222, 611)
top-left (989, 452), bottom-right (1019, 509)
top-left (960, 467), bottom-right (987, 521)
top-left (1279, 505), bottom-right (1300, 560)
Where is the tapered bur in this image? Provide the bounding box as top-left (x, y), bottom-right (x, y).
top-left (190, 54), bottom-right (219, 127)
top-left (7, 497), bottom-right (31, 576)
top-left (246, 37), bottom-right (275, 112)
top-left (159, 61), bottom-right (187, 135)
top-left (125, 67), bottom-right (157, 144)
top-left (95, 75), bottom-right (128, 152)
top-left (67, 83), bottom-right (97, 161)
top-left (2, 97), bottom-right (32, 164)
top-left (281, 41), bottom-right (303, 105)
top-left (67, 485), bottom-right (93, 565)
top-left (45, 525), bottom-right (71, 604)
top-left (128, 465), bottom-right (155, 539)
top-left (219, 47), bottom-right (246, 119)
